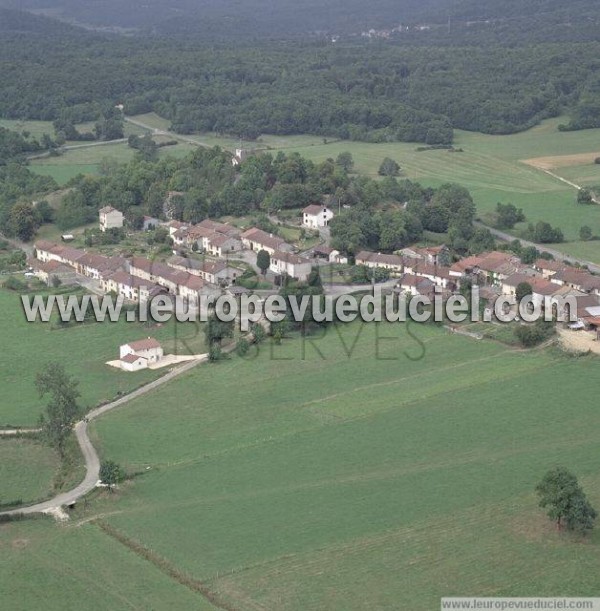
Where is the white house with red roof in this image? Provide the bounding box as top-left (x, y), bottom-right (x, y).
top-left (120, 337), bottom-right (164, 370)
top-left (302, 204), bottom-right (334, 229)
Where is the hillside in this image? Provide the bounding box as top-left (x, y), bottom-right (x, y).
top-left (0, 0), bottom-right (449, 35)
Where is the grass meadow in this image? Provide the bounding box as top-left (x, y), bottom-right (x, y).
top-left (0, 322), bottom-right (599, 608)
top-left (0, 520), bottom-right (216, 610)
top-left (0, 438), bottom-right (60, 505)
top-left (39, 322), bottom-right (599, 610)
top-left (0, 288), bottom-right (206, 427)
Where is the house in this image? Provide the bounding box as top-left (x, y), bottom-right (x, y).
top-left (28, 258), bottom-right (77, 286)
top-left (204, 232), bottom-right (242, 257)
top-left (241, 228), bottom-right (292, 255)
top-left (302, 204), bottom-right (334, 229)
top-left (501, 273), bottom-right (575, 311)
top-left (269, 250), bottom-right (313, 281)
top-left (35, 241), bottom-right (85, 267)
top-left (399, 274), bottom-right (435, 296)
top-left (410, 262), bottom-right (453, 289)
top-left (103, 271), bottom-right (164, 302)
top-left (177, 274), bottom-right (216, 306)
top-left (99, 206), bottom-right (124, 232)
top-left (76, 252), bottom-right (127, 280)
top-left (449, 255), bottom-right (484, 279)
top-left (142, 216), bottom-right (161, 231)
top-left (167, 256), bottom-right (243, 286)
top-left (196, 219), bottom-right (241, 239)
top-left (167, 220), bottom-right (188, 237)
top-left (551, 268), bottom-right (600, 294)
top-left (120, 337), bottom-right (164, 363)
top-left (400, 245), bottom-right (449, 266)
top-left (533, 258), bottom-right (565, 279)
top-left (476, 251), bottom-right (522, 285)
top-left (120, 353), bottom-right (148, 372)
top-left (355, 251), bottom-right (404, 275)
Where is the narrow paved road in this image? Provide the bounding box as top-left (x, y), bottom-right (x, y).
top-left (0, 357), bottom-right (205, 517)
top-left (27, 138), bottom-right (128, 161)
top-left (123, 117), bottom-right (225, 153)
top-left (476, 222), bottom-right (600, 273)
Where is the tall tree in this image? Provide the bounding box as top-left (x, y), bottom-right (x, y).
top-left (36, 363), bottom-right (81, 458)
top-left (536, 467), bottom-right (597, 534)
top-left (256, 249), bottom-right (271, 275)
top-left (100, 460), bottom-right (125, 492)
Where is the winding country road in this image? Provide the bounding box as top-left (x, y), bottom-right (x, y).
top-left (0, 357), bottom-right (206, 517)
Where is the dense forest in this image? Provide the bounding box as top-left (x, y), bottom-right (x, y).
top-left (1, 8), bottom-right (600, 144)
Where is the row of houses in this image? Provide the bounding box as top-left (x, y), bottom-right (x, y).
top-left (33, 241), bottom-right (224, 306)
top-left (100, 200), bottom-right (335, 237)
top-left (356, 247), bottom-right (600, 322)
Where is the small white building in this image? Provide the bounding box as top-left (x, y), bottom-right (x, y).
top-left (120, 337), bottom-right (164, 364)
top-left (99, 206), bottom-right (124, 232)
top-left (120, 353), bottom-right (148, 372)
top-left (302, 204), bottom-right (334, 229)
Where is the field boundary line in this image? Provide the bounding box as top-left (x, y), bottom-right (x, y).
top-left (94, 519), bottom-right (263, 611)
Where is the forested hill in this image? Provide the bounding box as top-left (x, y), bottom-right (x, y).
top-left (0, 7), bottom-right (82, 34)
top-left (3, 0), bottom-right (600, 42)
top-left (0, 0), bottom-right (448, 35)
top-left (1, 6), bottom-right (600, 144)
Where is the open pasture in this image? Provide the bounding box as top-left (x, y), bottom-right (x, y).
top-left (49, 322), bottom-right (600, 610)
top-left (0, 288), bottom-right (206, 427)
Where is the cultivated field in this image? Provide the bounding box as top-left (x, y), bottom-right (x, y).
top-left (0, 322), bottom-right (586, 610)
top-left (0, 288), bottom-right (206, 427)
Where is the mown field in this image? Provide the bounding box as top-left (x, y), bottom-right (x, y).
top-left (0, 519), bottom-right (216, 610)
top-left (2, 322), bottom-right (595, 610)
top-left (0, 438), bottom-right (59, 505)
top-left (0, 287), bottom-right (206, 427)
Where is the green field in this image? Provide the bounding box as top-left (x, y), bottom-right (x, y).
top-left (0, 520), bottom-right (216, 610)
top-left (0, 322), bottom-right (599, 608)
top-left (0, 288), bottom-right (206, 427)
top-left (133, 115), bottom-right (599, 262)
top-left (0, 438), bottom-right (60, 505)
top-left (21, 322), bottom-right (589, 610)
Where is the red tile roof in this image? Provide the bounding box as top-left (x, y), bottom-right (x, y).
top-left (125, 337), bottom-right (162, 352)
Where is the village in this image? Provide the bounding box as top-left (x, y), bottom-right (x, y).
top-left (27, 199), bottom-right (600, 369)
